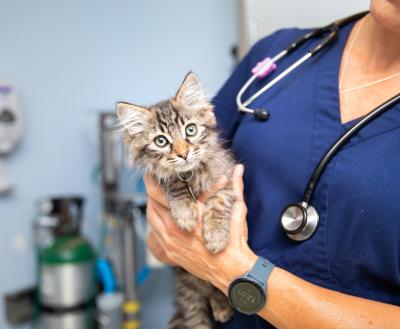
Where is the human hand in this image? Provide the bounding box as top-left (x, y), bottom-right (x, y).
top-left (144, 165), bottom-right (257, 293)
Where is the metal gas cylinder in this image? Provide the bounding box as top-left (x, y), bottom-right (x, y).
top-left (39, 236), bottom-right (95, 308)
top-left (35, 197), bottom-right (96, 329)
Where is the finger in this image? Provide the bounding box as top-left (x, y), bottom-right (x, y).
top-left (147, 232), bottom-right (171, 265)
top-left (144, 175), bottom-right (169, 208)
top-left (151, 199), bottom-right (185, 237)
top-left (146, 204), bottom-right (178, 255)
top-left (230, 199), bottom-right (247, 238)
top-left (197, 175), bottom-right (229, 204)
top-left (243, 217), bottom-right (249, 242)
top-left (147, 230), bottom-right (162, 255)
top-left (232, 164), bottom-right (244, 201)
top-left (148, 192), bottom-right (195, 240)
top-left (229, 164), bottom-right (248, 243)
top-left (146, 199), bottom-right (168, 237)
top-left (147, 230), bottom-right (172, 265)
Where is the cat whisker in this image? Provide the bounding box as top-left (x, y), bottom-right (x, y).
top-left (127, 165), bottom-right (144, 183)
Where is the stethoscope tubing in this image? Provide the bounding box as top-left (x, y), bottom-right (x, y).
top-left (237, 11), bottom-right (369, 113)
top-left (242, 52), bottom-right (311, 108)
top-left (302, 92), bottom-right (400, 205)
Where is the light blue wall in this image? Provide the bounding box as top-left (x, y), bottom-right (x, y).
top-left (0, 1), bottom-right (237, 328)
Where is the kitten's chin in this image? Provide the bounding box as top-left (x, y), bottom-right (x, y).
top-left (173, 160), bottom-right (202, 174)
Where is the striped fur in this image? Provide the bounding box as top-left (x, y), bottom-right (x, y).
top-left (117, 72), bottom-right (235, 328)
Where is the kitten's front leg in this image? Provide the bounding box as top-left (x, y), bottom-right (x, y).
top-left (167, 180), bottom-right (198, 232)
top-left (202, 187), bottom-right (235, 253)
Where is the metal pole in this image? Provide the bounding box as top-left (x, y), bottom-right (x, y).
top-left (121, 201), bottom-right (140, 329)
top-left (99, 112), bottom-right (141, 328)
top-left (99, 113), bottom-right (118, 212)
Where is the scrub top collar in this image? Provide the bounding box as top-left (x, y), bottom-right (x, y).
top-left (316, 20), bottom-right (400, 150)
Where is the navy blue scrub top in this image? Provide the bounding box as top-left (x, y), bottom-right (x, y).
top-left (212, 21), bottom-right (400, 329)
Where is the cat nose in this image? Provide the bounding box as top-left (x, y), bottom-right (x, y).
top-left (176, 150), bottom-right (189, 160)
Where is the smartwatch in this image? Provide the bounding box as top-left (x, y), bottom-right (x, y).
top-left (228, 257), bottom-right (274, 315)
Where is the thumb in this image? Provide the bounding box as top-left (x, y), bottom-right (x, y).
top-left (232, 164), bottom-right (244, 201)
top-left (229, 164), bottom-right (247, 242)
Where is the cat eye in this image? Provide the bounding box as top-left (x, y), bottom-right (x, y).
top-left (185, 123), bottom-right (197, 137)
top-left (154, 135), bottom-right (169, 147)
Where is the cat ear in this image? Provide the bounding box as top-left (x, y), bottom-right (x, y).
top-left (116, 102), bottom-right (150, 136)
top-left (175, 72), bottom-right (210, 110)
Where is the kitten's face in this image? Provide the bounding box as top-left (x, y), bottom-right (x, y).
top-left (117, 73), bottom-right (218, 178)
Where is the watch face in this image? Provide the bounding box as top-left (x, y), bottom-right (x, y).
top-left (228, 278), bottom-right (266, 315)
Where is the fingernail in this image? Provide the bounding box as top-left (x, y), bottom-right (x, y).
top-left (235, 164), bottom-right (244, 176)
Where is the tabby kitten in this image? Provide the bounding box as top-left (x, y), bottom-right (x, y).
top-left (117, 72), bottom-right (236, 329)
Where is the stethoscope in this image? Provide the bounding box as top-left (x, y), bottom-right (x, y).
top-left (236, 11), bottom-right (400, 242)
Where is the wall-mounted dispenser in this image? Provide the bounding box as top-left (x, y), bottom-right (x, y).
top-left (0, 82), bottom-right (22, 194)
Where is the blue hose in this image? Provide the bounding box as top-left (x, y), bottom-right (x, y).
top-left (96, 258), bottom-right (117, 294)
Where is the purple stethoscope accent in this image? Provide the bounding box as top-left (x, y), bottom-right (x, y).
top-left (251, 57), bottom-right (277, 79)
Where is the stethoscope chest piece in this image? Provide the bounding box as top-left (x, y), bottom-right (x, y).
top-left (280, 203), bottom-right (319, 241)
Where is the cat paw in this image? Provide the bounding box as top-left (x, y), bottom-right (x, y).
top-left (212, 306), bottom-right (234, 323)
top-left (202, 192), bottom-right (233, 253)
top-left (210, 293), bottom-right (234, 323)
top-left (171, 204), bottom-right (198, 232)
top-left (203, 231), bottom-right (228, 253)
top-left (192, 325), bottom-right (213, 329)
top-left (202, 218), bottom-right (229, 254)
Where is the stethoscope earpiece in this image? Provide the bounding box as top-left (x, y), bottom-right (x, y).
top-left (281, 203), bottom-right (319, 241)
top-left (253, 109), bottom-right (270, 121)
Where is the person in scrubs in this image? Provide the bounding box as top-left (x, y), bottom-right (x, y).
top-left (145, 1), bottom-right (400, 328)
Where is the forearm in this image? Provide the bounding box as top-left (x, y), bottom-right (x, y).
top-left (262, 267), bottom-right (400, 329)
top-left (215, 251), bottom-right (400, 329)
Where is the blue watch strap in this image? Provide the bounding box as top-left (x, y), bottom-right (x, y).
top-left (247, 257), bottom-right (275, 287)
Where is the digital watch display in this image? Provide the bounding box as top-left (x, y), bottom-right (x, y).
top-left (228, 257), bottom-right (274, 315)
top-left (228, 278), bottom-right (266, 314)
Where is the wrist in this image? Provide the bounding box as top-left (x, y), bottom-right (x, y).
top-left (213, 247), bottom-right (258, 294)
